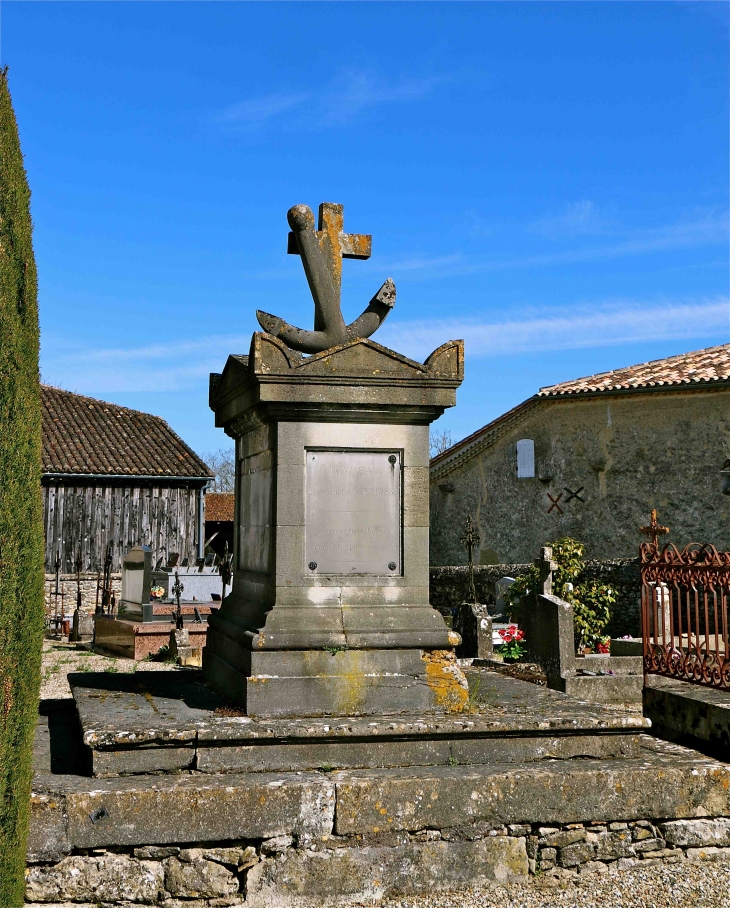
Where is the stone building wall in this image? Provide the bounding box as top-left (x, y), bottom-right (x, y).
top-left (430, 387), bottom-right (730, 566)
top-left (430, 558), bottom-right (641, 637)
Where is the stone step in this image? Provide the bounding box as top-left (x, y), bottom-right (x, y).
top-left (29, 726), bottom-right (730, 861)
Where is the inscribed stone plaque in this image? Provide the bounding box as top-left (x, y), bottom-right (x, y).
top-left (306, 450), bottom-right (401, 574)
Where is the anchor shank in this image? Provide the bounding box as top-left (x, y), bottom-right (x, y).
top-left (288, 208), bottom-right (346, 338)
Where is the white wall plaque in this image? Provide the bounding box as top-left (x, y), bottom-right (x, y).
top-left (305, 450), bottom-right (401, 575)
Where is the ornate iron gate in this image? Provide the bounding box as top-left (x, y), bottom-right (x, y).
top-left (642, 541), bottom-right (730, 690)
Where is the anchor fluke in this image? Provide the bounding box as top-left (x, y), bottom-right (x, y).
top-left (346, 278), bottom-right (396, 341)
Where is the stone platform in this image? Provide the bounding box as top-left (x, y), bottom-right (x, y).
top-left (28, 687), bottom-right (730, 906)
top-left (644, 674), bottom-right (730, 754)
top-left (68, 670), bottom-right (649, 777)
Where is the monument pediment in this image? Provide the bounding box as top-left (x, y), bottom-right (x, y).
top-left (251, 332), bottom-right (463, 380)
top-left (210, 334), bottom-right (463, 410)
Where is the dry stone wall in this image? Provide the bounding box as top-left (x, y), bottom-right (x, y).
top-left (25, 817), bottom-right (730, 906)
top-left (43, 573), bottom-right (121, 617)
top-left (430, 558), bottom-right (641, 637)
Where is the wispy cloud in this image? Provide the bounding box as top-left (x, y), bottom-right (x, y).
top-left (214, 71), bottom-right (445, 130)
top-left (371, 211), bottom-right (729, 281)
top-left (216, 91), bottom-right (310, 125)
top-left (530, 199), bottom-right (606, 239)
top-left (42, 297), bottom-right (728, 395)
top-left (377, 296), bottom-right (730, 360)
top-left (41, 333), bottom-right (254, 394)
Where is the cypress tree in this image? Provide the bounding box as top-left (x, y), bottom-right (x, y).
top-left (0, 66), bottom-right (45, 906)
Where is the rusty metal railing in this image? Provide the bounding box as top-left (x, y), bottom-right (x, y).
top-left (641, 542), bottom-right (730, 690)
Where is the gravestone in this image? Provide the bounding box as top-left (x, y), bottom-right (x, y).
top-left (454, 601), bottom-right (493, 659)
top-left (69, 609), bottom-right (94, 643)
top-left (169, 626), bottom-right (202, 667)
top-left (152, 564), bottom-right (228, 603)
top-left (204, 202), bottom-right (465, 717)
top-left (118, 545), bottom-right (153, 621)
top-left (495, 576), bottom-right (515, 617)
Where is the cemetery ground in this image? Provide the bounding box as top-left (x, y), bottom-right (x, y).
top-left (39, 639), bottom-right (179, 700)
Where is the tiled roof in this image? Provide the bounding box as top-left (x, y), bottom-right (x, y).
top-left (539, 344), bottom-right (730, 397)
top-left (205, 492), bottom-right (235, 522)
top-left (41, 385), bottom-right (213, 479)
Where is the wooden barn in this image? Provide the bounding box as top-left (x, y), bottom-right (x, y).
top-left (42, 385), bottom-right (214, 573)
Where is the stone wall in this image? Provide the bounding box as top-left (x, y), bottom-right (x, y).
top-left (44, 573), bottom-right (121, 617)
top-left (430, 388), bottom-right (730, 565)
top-left (25, 817), bottom-right (730, 906)
top-left (430, 557), bottom-right (641, 637)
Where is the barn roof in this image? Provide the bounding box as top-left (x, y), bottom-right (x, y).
top-left (431, 344), bottom-right (730, 479)
top-left (41, 385), bottom-right (213, 480)
top-left (538, 343), bottom-right (730, 397)
top-left (205, 492), bottom-right (235, 522)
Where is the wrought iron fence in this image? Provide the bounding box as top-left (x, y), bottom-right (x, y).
top-left (641, 542), bottom-right (730, 690)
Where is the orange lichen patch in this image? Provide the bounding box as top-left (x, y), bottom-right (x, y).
top-left (421, 649), bottom-right (469, 713)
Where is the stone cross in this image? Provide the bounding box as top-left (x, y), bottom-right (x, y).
top-left (535, 546), bottom-right (558, 596)
top-left (459, 514), bottom-right (481, 603)
top-left (256, 202), bottom-right (396, 354)
top-left (640, 509), bottom-right (670, 549)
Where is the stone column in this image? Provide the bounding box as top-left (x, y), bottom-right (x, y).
top-left (204, 332), bottom-right (465, 716)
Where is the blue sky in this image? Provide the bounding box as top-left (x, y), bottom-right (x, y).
top-left (4, 1), bottom-right (728, 459)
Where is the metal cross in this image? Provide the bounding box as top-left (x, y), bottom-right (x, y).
top-left (171, 570), bottom-right (185, 630)
top-left (53, 552), bottom-right (61, 595)
top-left (564, 486), bottom-right (585, 504)
top-left (459, 514), bottom-right (481, 603)
top-left (256, 202), bottom-right (396, 353)
top-left (534, 546), bottom-right (558, 596)
top-left (218, 541), bottom-right (232, 602)
top-left (74, 546), bottom-right (83, 611)
top-left (547, 492), bottom-right (563, 514)
top-left (640, 508), bottom-right (670, 548)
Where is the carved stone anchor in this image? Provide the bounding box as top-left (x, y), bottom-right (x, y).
top-left (256, 202), bottom-right (396, 353)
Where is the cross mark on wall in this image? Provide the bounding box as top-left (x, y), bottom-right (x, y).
top-left (547, 492), bottom-right (563, 514)
top-left (564, 486), bottom-right (585, 504)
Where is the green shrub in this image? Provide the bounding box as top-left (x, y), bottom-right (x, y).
top-left (0, 66), bottom-right (45, 906)
top-left (503, 537), bottom-right (614, 651)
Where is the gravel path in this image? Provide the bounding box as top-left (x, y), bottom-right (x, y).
top-left (349, 860), bottom-right (730, 908)
top-left (40, 637), bottom-right (180, 700)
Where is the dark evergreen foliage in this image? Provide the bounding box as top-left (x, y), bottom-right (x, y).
top-left (0, 66), bottom-right (45, 906)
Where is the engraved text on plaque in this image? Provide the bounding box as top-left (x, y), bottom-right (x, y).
top-left (305, 450), bottom-right (401, 574)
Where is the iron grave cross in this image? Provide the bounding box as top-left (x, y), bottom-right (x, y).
top-left (640, 509), bottom-right (670, 549)
top-left (256, 202), bottom-right (396, 354)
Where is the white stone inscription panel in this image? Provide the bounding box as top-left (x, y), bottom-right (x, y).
top-left (305, 450), bottom-right (401, 575)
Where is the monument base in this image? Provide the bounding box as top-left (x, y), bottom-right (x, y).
top-left (203, 638), bottom-right (469, 717)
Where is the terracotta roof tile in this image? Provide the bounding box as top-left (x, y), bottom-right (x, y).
top-left (539, 344), bottom-right (730, 397)
top-left (205, 492), bottom-right (235, 522)
top-left (41, 385), bottom-right (213, 479)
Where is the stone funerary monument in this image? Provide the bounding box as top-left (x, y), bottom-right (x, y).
top-left (204, 201), bottom-right (467, 716)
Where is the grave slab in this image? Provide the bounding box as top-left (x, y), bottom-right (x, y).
top-left (69, 670), bottom-right (648, 776)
